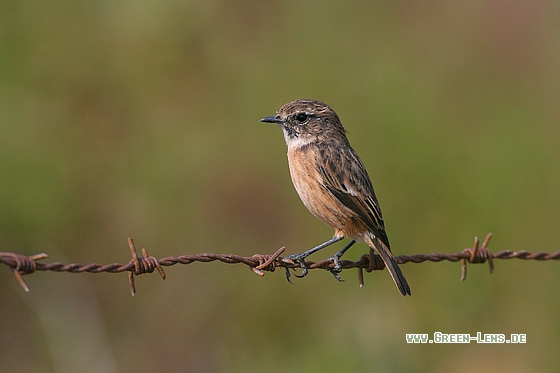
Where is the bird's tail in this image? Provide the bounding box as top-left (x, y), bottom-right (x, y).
top-left (365, 233), bottom-right (411, 296)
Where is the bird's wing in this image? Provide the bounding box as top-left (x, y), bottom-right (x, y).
top-left (316, 144), bottom-right (391, 249)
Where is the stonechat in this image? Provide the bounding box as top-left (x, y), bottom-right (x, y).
top-left (260, 99), bottom-right (410, 296)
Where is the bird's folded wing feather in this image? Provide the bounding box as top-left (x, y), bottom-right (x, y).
top-left (315, 145), bottom-right (391, 249)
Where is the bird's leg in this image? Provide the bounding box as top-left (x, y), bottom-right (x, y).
top-left (327, 240), bottom-right (356, 281)
top-left (285, 236), bottom-right (344, 282)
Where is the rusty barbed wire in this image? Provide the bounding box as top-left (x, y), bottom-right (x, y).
top-left (1, 233), bottom-right (559, 294)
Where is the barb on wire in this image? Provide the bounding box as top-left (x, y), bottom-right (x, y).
top-left (0, 252), bottom-right (49, 292)
top-left (128, 237), bottom-right (166, 296)
top-left (1, 233), bottom-right (559, 294)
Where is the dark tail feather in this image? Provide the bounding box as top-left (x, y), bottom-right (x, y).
top-left (369, 235), bottom-right (411, 296)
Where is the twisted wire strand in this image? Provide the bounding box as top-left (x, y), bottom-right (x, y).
top-left (1, 233), bottom-right (558, 294)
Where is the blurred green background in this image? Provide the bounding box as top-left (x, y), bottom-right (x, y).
top-left (1, 1), bottom-right (559, 372)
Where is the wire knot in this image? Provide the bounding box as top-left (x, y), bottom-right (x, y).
top-left (362, 248), bottom-right (386, 273)
top-left (0, 252), bottom-right (49, 292)
top-left (250, 247), bottom-right (285, 276)
top-left (127, 238), bottom-right (166, 296)
top-left (356, 248), bottom-right (386, 288)
top-left (461, 233), bottom-right (494, 281)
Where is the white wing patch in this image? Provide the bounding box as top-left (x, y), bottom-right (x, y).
top-left (343, 181), bottom-right (359, 197)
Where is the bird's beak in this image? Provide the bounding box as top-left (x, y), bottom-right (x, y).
top-left (260, 115), bottom-right (285, 124)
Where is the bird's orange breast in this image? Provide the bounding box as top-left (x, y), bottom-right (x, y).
top-left (287, 145), bottom-right (366, 239)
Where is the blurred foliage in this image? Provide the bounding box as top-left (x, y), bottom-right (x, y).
top-left (1, 1), bottom-right (559, 372)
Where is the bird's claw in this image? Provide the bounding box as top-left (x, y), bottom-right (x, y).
top-left (327, 254), bottom-right (345, 282)
top-left (284, 254), bottom-right (309, 283)
top-left (283, 251), bottom-right (346, 283)
top-left (330, 270), bottom-right (344, 282)
top-left (285, 268), bottom-right (294, 284)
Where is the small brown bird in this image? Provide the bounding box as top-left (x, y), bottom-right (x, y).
top-left (261, 99), bottom-right (410, 296)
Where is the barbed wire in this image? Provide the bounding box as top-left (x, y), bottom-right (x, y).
top-left (1, 233), bottom-right (559, 295)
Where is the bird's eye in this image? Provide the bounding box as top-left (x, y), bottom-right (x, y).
top-left (295, 113), bottom-right (309, 124)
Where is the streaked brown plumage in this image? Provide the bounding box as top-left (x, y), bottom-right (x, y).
top-left (261, 99), bottom-right (410, 296)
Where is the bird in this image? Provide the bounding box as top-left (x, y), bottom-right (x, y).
top-left (260, 99), bottom-right (410, 296)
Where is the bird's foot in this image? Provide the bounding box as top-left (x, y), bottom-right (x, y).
top-left (282, 237), bottom-right (348, 284)
top-left (284, 252), bottom-right (310, 284)
top-left (327, 253), bottom-right (345, 282)
top-left (325, 239), bottom-right (356, 282)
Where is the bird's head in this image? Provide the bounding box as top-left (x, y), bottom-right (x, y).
top-left (260, 99), bottom-right (347, 147)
